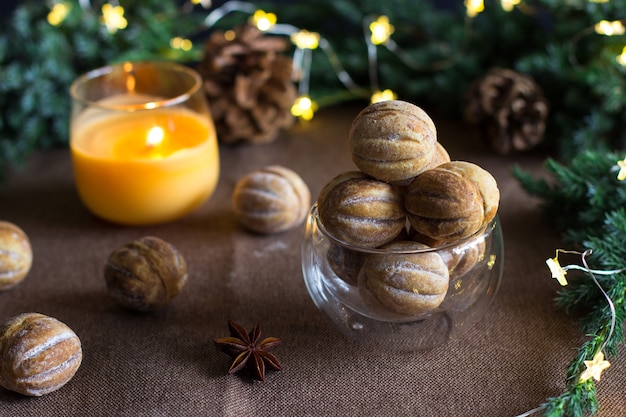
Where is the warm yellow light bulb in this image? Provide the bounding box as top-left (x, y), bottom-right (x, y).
top-left (595, 20), bottom-right (625, 36)
top-left (291, 96), bottom-right (318, 121)
top-left (500, 0), bottom-right (521, 12)
top-left (465, 0), bottom-right (485, 18)
top-left (369, 16), bottom-right (394, 45)
top-left (170, 37), bottom-right (193, 51)
top-left (101, 4), bottom-right (128, 34)
top-left (370, 89), bottom-right (397, 104)
top-left (291, 30), bottom-right (320, 50)
top-left (546, 256), bottom-right (568, 286)
top-left (580, 351), bottom-right (611, 382)
top-left (250, 10), bottom-right (277, 32)
top-left (47, 2), bottom-right (71, 26)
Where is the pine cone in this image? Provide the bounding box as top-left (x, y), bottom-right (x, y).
top-left (465, 67), bottom-right (549, 154)
top-left (197, 24), bottom-right (297, 144)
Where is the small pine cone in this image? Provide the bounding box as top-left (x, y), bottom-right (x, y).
top-left (465, 67), bottom-right (549, 154)
top-left (197, 24), bottom-right (297, 144)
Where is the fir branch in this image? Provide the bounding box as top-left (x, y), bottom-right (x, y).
top-left (2, 0), bottom-right (626, 180)
top-left (514, 150), bottom-right (626, 416)
top-left (542, 379), bottom-right (598, 417)
top-left (0, 0), bottom-right (201, 180)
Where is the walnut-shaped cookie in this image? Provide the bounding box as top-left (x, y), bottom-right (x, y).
top-left (405, 161), bottom-right (498, 243)
top-left (426, 142), bottom-right (452, 170)
top-left (104, 236), bottom-right (188, 311)
top-left (0, 313), bottom-right (82, 396)
top-left (0, 221), bottom-right (33, 291)
top-left (360, 241), bottom-right (449, 317)
top-left (349, 100), bottom-right (437, 184)
top-left (232, 165), bottom-right (310, 234)
top-left (317, 171), bottom-right (406, 248)
top-left (436, 161), bottom-right (500, 225)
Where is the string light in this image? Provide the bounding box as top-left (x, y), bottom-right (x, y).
top-left (291, 96), bottom-right (317, 121)
top-left (594, 20), bottom-right (625, 36)
top-left (200, 0), bottom-right (467, 117)
top-left (170, 37), bottom-right (193, 51)
top-left (518, 248), bottom-right (623, 417)
top-left (101, 4), bottom-right (128, 34)
top-left (465, 0), bottom-right (485, 18)
top-left (580, 351), bottom-right (611, 382)
top-left (616, 157), bottom-right (626, 180)
top-left (546, 251), bottom-right (568, 286)
top-left (370, 89), bottom-right (397, 104)
top-left (250, 9), bottom-right (277, 31)
top-left (543, 249), bottom-right (623, 384)
top-left (290, 30), bottom-right (320, 50)
top-left (369, 16), bottom-right (394, 45)
top-left (500, 0), bottom-right (521, 12)
top-left (47, 2), bottom-right (71, 26)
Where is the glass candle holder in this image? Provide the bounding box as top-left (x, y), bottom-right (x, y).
top-left (69, 61), bottom-right (219, 225)
top-left (302, 204), bottom-right (504, 351)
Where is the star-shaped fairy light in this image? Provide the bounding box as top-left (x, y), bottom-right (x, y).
top-left (546, 255), bottom-right (568, 286)
top-left (579, 351), bottom-right (611, 382)
top-left (170, 37), bottom-right (193, 52)
top-left (465, 0), bottom-right (484, 18)
top-left (594, 20), bottom-right (625, 36)
top-left (369, 16), bottom-right (394, 45)
top-left (101, 4), bottom-right (128, 34)
top-left (250, 9), bottom-right (277, 32)
top-left (291, 30), bottom-right (320, 50)
top-left (616, 158), bottom-right (626, 181)
top-left (291, 95), bottom-right (318, 121)
top-left (500, 0), bottom-right (521, 12)
top-left (47, 2), bottom-right (71, 26)
top-left (370, 89), bottom-right (397, 104)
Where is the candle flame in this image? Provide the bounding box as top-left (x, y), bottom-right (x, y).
top-left (146, 127), bottom-right (164, 148)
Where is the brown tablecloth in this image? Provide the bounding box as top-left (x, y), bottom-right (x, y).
top-left (1, 105), bottom-right (624, 416)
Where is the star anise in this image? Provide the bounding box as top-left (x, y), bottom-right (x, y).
top-left (214, 320), bottom-right (282, 381)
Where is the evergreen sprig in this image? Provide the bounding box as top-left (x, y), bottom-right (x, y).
top-left (0, 0), bottom-right (202, 179)
top-left (513, 151), bottom-right (626, 416)
top-left (2, 0), bottom-right (626, 179)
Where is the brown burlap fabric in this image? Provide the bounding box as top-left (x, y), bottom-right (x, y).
top-left (1, 106), bottom-right (624, 416)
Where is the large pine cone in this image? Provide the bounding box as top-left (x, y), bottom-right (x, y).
top-left (465, 67), bottom-right (549, 154)
top-left (197, 24), bottom-right (297, 144)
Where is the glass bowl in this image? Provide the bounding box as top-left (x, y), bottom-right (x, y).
top-left (301, 204), bottom-right (503, 351)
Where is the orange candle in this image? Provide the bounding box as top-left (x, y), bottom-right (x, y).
top-left (70, 98), bottom-right (219, 225)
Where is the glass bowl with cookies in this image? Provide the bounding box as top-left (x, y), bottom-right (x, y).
top-left (301, 100), bottom-right (504, 351)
